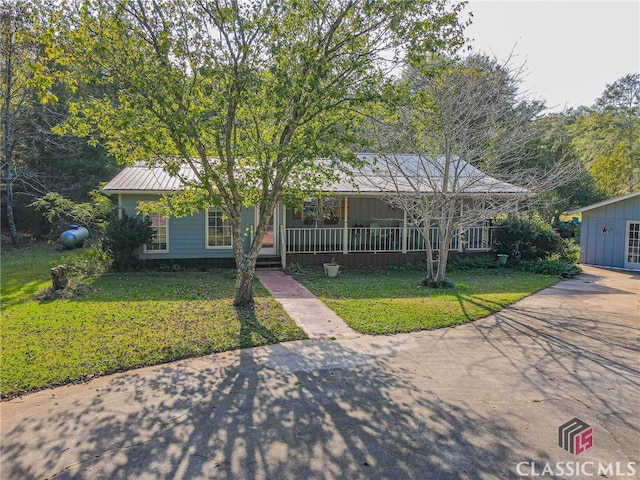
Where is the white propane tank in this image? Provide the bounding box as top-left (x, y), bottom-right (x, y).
top-left (60, 225), bottom-right (90, 248)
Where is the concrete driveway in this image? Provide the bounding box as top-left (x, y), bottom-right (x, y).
top-left (1, 266), bottom-right (638, 479)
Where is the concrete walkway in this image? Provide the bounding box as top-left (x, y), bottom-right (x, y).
top-left (1, 266), bottom-right (638, 479)
top-left (255, 270), bottom-right (359, 339)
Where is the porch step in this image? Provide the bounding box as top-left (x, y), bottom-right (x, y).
top-left (256, 256), bottom-right (282, 269)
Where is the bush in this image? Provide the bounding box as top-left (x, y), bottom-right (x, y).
top-left (493, 216), bottom-right (576, 262)
top-left (287, 262), bottom-right (309, 274)
top-left (448, 254), bottom-right (498, 271)
top-left (30, 189), bottom-right (115, 240)
top-left (34, 280), bottom-right (98, 302)
top-left (102, 214), bottom-right (154, 271)
top-left (421, 277), bottom-right (455, 289)
top-left (554, 221), bottom-right (581, 239)
top-left (65, 246), bottom-right (113, 277)
top-left (517, 258), bottom-right (582, 278)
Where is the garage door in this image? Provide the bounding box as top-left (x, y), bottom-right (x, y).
top-left (625, 221), bottom-right (640, 270)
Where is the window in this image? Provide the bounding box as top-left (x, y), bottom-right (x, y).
top-left (207, 208), bottom-right (232, 247)
top-left (144, 213), bottom-right (168, 252)
top-left (294, 197), bottom-right (343, 224)
top-left (627, 221), bottom-right (640, 264)
top-left (322, 197), bottom-right (340, 222)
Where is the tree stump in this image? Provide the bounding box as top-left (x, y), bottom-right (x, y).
top-left (50, 265), bottom-right (68, 291)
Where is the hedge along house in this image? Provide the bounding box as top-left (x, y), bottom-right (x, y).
top-left (102, 154), bottom-right (528, 269)
top-left (568, 191), bottom-right (640, 271)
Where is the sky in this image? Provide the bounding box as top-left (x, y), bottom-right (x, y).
top-left (462, 0), bottom-right (640, 112)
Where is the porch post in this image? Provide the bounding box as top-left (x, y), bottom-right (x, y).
top-left (281, 203), bottom-right (287, 266)
top-left (458, 200), bottom-right (464, 252)
top-left (343, 196), bottom-right (349, 254)
top-left (402, 209), bottom-right (408, 253)
top-left (282, 201), bottom-right (286, 230)
top-left (280, 225), bottom-right (286, 268)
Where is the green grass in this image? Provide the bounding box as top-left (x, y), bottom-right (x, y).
top-left (293, 267), bottom-right (560, 335)
top-left (1, 244), bottom-right (306, 398)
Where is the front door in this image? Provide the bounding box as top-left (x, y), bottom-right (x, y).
top-left (624, 220), bottom-right (640, 270)
top-left (257, 206), bottom-right (277, 256)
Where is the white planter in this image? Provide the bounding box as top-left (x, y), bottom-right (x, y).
top-left (324, 263), bottom-right (340, 277)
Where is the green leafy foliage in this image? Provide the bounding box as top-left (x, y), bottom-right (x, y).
top-left (528, 113), bottom-right (607, 224)
top-left (64, 246), bottom-right (112, 276)
top-left (421, 277), bottom-right (455, 289)
top-left (30, 188), bottom-right (115, 239)
top-left (493, 216), bottom-right (576, 262)
top-left (516, 259), bottom-right (582, 278)
top-left (569, 74), bottom-right (640, 196)
top-left (51, 0), bottom-right (466, 306)
top-left (101, 214), bottom-right (153, 271)
top-left (448, 254), bottom-right (500, 271)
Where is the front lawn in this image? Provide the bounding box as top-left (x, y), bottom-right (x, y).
top-left (293, 267), bottom-right (560, 334)
top-left (1, 245), bottom-right (306, 398)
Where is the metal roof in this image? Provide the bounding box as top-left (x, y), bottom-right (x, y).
top-left (103, 154), bottom-right (527, 195)
top-left (331, 153), bottom-right (527, 194)
top-left (103, 162), bottom-right (199, 193)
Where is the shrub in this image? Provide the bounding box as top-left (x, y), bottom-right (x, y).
top-left (30, 189), bottom-right (115, 240)
top-left (517, 258), bottom-right (582, 278)
top-left (421, 277), bottom-right (455, 289)
top-left (34, 280), bottom-right (98, 302)
top-left (448, 254), bottom-right (498, 271)
top-left (287, 262), bottom-right (309, 274)
top-left (493, 216), bottom-right (575, 262)
top-left (102, 214), bottom-right (154, 271)
top-left (65, 246), bottom-right (113, 277)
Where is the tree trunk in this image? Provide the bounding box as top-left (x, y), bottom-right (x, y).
top-left (50, 265), bottom-right (68, 290)
top-left (2, 26), bottom-right (18, 246)
top-left (422, 226), bottom-right (435, 280)
top-left (234, 261), bottom-right (255, 307)
top-left (435, 209), bottom-right (454, 283)
top-left (435, 240), bottom-right (450, 282)
top-left (3, 163), bottom-right (18, 246)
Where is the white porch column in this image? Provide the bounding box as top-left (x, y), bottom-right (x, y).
top-left (402, 209), bottom-right (408, 253)
top-left (343, 196), bottom-right (349, 254)
top-left (282, 201), bottom-right (286, 248)
top-left (458, 200), bottom-right (464, 252)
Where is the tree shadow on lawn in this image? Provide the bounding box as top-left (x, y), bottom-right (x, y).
top-left (452, 292), bottom-right (519, 324)
top-left (0, 275), bottom-right (303, 399)
top-left (60, 270), bottom-right (277, 304)
top-left (236, 305), bottom-right (281, 346)
top-left (297, 269), bottom-right (557, 301)
top-left (1, 340), bottom-right (550, 479)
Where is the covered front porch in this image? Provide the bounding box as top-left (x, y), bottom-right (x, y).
top-left (276, 196), bottom-right (496, 268)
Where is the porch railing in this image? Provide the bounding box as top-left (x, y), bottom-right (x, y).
top-left (285, 225), bottom-right (495, 254)
top-left (285, 227), bottom-right (344, 254)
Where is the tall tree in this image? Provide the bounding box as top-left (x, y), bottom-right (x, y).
top-left (367, 56), bottom-right (574, 283)
top-left (529, 112), bottom-right (606, 224)
top-left (571, 74), bottom-right (640, 196)
top-left (1, 1), bottom-right (100, 243)
top-left (1, 0), bottom-right (35, 245)
top-left (56, 0), bottom-right (465, 306)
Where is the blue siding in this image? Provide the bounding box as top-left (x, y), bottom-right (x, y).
top-left (580, 196), bottom-right (640, 269)
top-left (119, 194), bottom-right (255, 260)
